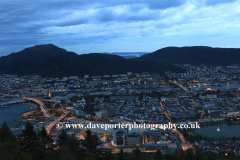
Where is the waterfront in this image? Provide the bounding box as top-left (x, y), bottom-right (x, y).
top-left (0, 103), bottom-right (36, 127)
top-left (211, 84), bottom-right (240, 90)
top-left (194, 124), bottom-right (240, 138)
top-left (192, 83), bottom-right (240, 90)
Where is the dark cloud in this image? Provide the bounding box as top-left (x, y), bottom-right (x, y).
top-left (56, 18), bottom-right (89, 27)
top-left (0, 0), bottom-right (183, 30)
top-left (145, 0), bottom-right (185, 10)
top-left (94, 6), bottom-right (159, 23)
top-left (96, 9), bottom-right (116, 22)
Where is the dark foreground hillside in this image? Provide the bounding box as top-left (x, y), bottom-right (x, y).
top-left (0, 122), bottom-right (239, 160)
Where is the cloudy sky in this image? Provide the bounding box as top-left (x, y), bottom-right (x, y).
top-left (1, 0), bottom-right (240, 56)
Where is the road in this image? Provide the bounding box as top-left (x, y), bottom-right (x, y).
top-left (37, 98), bottom-right (60, 103)
top-left (22, 97), bottom-right (70, 135)
top-left (46, 111), bottom-right (69, 135)
top-left (172, 81), bottom-right (190, 92)
top-left (160, 101), bottom-right (171, 122)
top-left (22, 97), bottom-right (51, 118)
top-left (160, 100), bottom-right (193, 151)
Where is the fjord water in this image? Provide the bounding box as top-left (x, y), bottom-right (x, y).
top-left (211, 84), bottom-right (240, 90)
top-left (192, 83), bottom-right (240, 90)
top-left (194, 124), bottom-right (240, 138)
top-left (0, 104), bottom-right (36, 127)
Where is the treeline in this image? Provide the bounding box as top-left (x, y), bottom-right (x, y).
top-left (1, 121), bottom-right (240, 160)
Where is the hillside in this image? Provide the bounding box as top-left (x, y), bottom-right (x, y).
top-left (136, 46), bottom-right (240, 65)
top-left (0, 44), bottom-right (184, 77)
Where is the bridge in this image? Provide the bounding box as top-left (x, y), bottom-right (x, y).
top-left (22, 97), bottom-right (69, 135)
top-left (22, 97), bottom-right (51, 118)
top-left (46, 111), bottom-right (69, 135)
top-left (37, 99), bottom-right (60, 103)
top-left (0, 99), bottom-right (23, 106)
top-left (171, 81), bottom-right (190, 92)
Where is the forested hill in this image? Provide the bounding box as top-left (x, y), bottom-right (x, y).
top-left (0, 44), bottom-right (184, 77)
top-left (136, 46), bottom-right (240, 65)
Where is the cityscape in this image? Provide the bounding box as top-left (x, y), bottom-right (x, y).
top-left (1, 63), bottom-right (240, 159)
top-left (1, 0), bottom-right (240, 160)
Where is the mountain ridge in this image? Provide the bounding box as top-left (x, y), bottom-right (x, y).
top-left (0, 44), bottom-right (184, 77)
top-left (136, 46), bottom-right (240, 65)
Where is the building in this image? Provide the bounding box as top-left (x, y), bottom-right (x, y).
top-left (69, 76), bottom-right (78, 79)
top-left (96, 110), bottom-right (105, 118)
top-left (84, 103), bottom-right (94, 114)
top-left (84, 75), bottom-right (89, 79)
top-left (113, 128), bottom-right (128, 147)
top-left (51, 90), bottom-right (65, 97)
top-left (116, 131), bottom-right (125, 146)
top-left (110, 96), bottom-right (139, 102)
top-left (127, 72), bottom-right (132, 76)
top-left (143, 143), bottom-right (178, 155)
top-left (127, 133), bottom-right (141, 146)
top-left (227, 110), bottom-right (239, 116)
top-left (103, 75), bottom-right (110, 78)
top-left (72, 109), bottom-right (90, 118)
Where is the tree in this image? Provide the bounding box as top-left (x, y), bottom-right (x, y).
top-left (18, 122), bottom-right (44, 160)
top-left (0, 121), bottom-right (32, 160)
top-left (70, 96), bottom-right (79, 103)
top-left (0, 121), bottom-right (16, 142)
top-left (63, 134), bottom-right (80, 154)
top-left (0, 140), bottom-right (33, 160)
top-left (57, 130), bottom-right (68, 146)
top-left (56, 130), bottom-right (81, 160)
top-left (82, 129), bottom-right (101, 153)
top-left (132, 148), bottom-right (141, 160)
top-left (36, 104), bottom-right (41, 110)
top-left (55, 103), bottom-right (61, 108)
top-left (219, 151), bottom-right (225, 157)
top-left (18, 122), bottom-right (39, 153)
top-left (38, 126), bottom-right (54, 152)
top-left (195, 149), bottom-right (203, 160)
top-left (227, 150), bottom-right (236, 159)
top-left (104, 150), bottom-right (114, 160)
top-left (75, 149), bottom-right (95, 160)
top-left (118, 148), bottom-right (124, 160)
top-left (60, 100), bottom-right (66, 105)
top-left (154, 149), bottom-right (164, 160)
top-left (57, 129), bottom-right (79, 154)
top-left (44, 102), bottom-right (52, 108)
top-left (185, 149), bottom-right (195, 160)
top-left (232, 136), bottom-right (237, 141)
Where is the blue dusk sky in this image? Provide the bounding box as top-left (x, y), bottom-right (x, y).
top-left (0, 0), bottom-right (240, 56)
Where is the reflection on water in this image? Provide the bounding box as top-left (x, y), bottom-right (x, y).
top-left (0, 104), bottom-right (36, 127)
top-left (194, 124), bottom-right (240, 138)
top-left (193, 84), bottom-right (240, 90)
top-left (211, 84), bottom-right (240, 90)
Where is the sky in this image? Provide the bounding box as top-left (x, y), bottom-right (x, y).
top-left (1, 0), bottom-right (240, 56)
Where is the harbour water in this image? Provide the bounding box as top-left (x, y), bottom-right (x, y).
top-left (211, 84), bottom-right (240, 90)
top-left (0, 103), bottom-right (36, 127)
top-left (191, 83), bottom-right (240, 90)
top-left (194, 124), bottom-right (240, 138)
